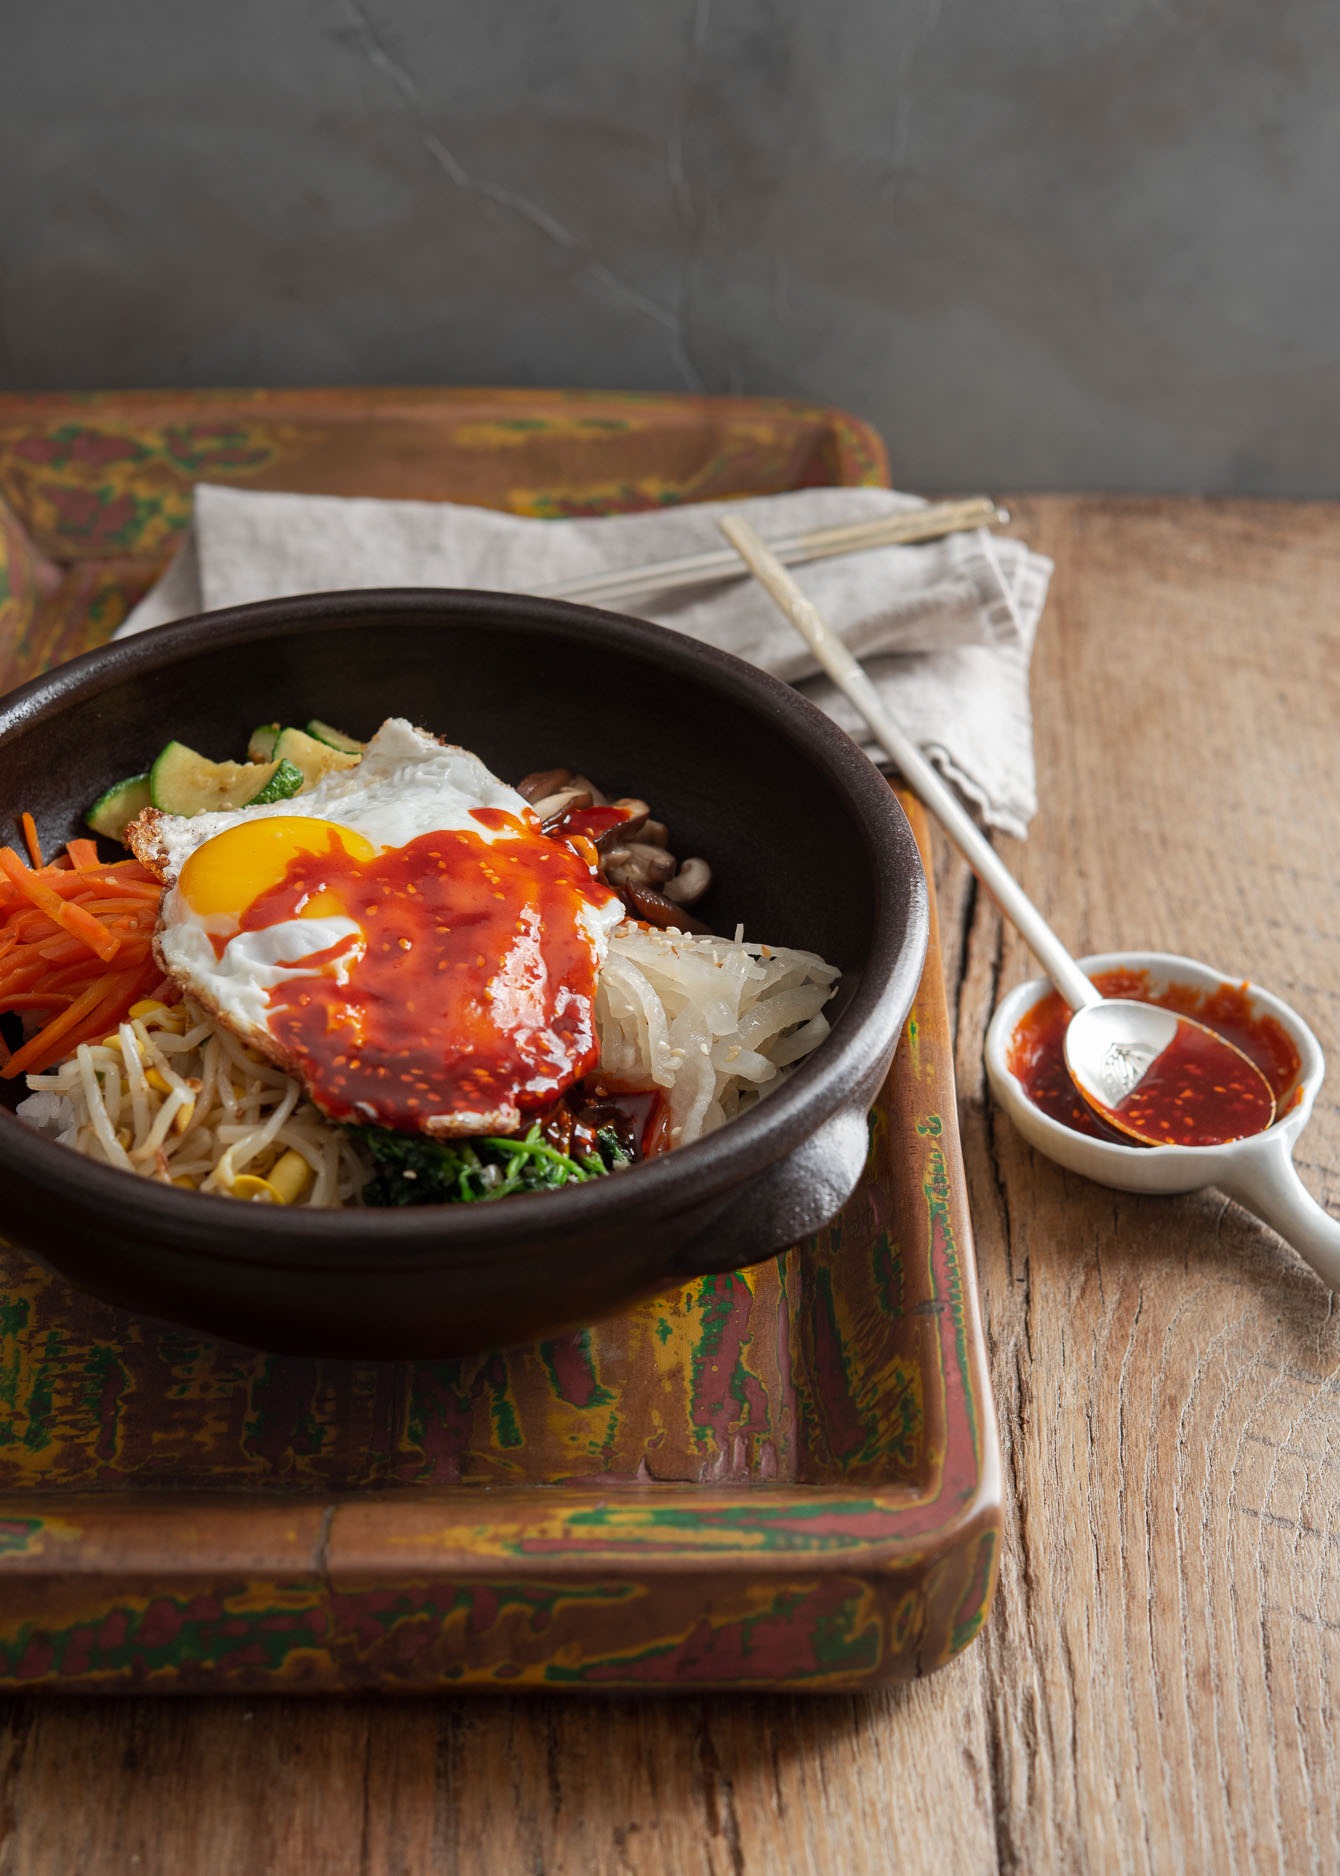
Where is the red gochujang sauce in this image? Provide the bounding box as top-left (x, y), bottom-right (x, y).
top-left (239, 811), bottom-right (618, 1131)
top-left (1006, 969), bottom-right (1301, 1145)
top-left (540, 1083), bottom-right (669, 1164)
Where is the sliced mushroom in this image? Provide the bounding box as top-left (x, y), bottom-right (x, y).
top-left (568, 773), bottom-right (608, 807)
top-left (591, 814), bottom-right (641, 855)
top-left (622, 883), bottom-right (712, 936)
top-left (662, 857), bottom-right (712, 906)
top-left (603, 842), bottom-right (677, 889)
top-left (517, 767), bottom-right (573, 803)
top-left (609, 797), bottom-right (651, 840)
top-left (534, 786), bottom-right (595, 827)
top-left (641, 818), bottom-right (669, 848)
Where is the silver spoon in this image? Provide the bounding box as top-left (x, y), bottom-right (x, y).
top-left (718, 515), bottom-right (1276, 1152)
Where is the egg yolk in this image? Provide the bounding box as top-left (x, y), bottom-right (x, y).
top-left (177, 817), bottom-right (379, 921)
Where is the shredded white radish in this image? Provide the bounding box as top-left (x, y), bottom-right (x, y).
top-left (596, 922), bottom-right (839, 1148)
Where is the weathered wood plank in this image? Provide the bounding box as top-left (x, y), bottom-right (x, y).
top-left (962, 496), bottom-right (1340, 1875)
top-left (2, 495), bottom-right (1338, 1873)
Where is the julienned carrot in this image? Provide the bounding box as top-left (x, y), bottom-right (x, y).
top-left (1, 977), bottom-right (113, 1078)
top-left (34, 969), bottom-right (157, 1072)
top-left (80, 899), bottom-right (159, 918)
top-left (0, 882), bottom-right (159, 915)
top-left (4, 969), bottom-right (153, 1078)
top-left (20, 814), bottom-right (42, 869)
top-left (36, 937), bottom-right (150, 973)
top-left (0, 849), bottom-right (120, 962)
top-left (0, 831), bottom-right (164, 1079)
top-left (0, 859), bottom-right (156, 900)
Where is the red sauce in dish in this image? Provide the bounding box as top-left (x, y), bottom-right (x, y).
top-left (238, 811), bottom-right (618, 1130)
top-left (1007, 969), bottom-right (1301, 1144)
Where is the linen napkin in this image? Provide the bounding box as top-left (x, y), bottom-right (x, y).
top-left (119, 482), bottom-right (1052, 836)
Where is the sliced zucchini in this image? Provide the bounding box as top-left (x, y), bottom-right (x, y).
top-left (149, 742), bottom-right (287, 817)
top-left (306, 718), bottom-right (365, 756)
top-left (274, 726), bottom-right (362, 790)
top-left (245, 757), bottom-right (304, 806)
top-left (247, 722), bottom-right (282, 763)
top-left (86, 772), bottom-right (152, 843)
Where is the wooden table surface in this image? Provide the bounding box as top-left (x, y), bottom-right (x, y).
top-left (1, 494), bottom-right (1337, 1875)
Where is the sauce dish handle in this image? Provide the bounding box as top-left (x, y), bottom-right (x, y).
top-left (1217, 1132), bottom-right (1340, 1288)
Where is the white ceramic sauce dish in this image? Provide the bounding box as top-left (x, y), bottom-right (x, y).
top-left (986, 950), bottom-right (1340, 1287)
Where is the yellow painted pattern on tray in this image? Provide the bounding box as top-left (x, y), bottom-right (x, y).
top-left (0, 1258), bottom-right (799, 1493)
top-left (449, 417), bottom-right (633, 451)
top-left (0, 420), bottom-right (298, 561)
top-left (0, 1569), bottom-right (896, 1691)
top-left (0, 1577), bottom-right (330, 1687)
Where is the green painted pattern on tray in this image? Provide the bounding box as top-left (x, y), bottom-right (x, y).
top-left (0, 1296), bottom-right (29, 1445)
top-left (333, 1578), bottom-right (637, 1653)
top-left (0, 1518), bottom-right (42, 1557)
top-left (538, 1329), bottom-right (614, 1412)
top-left (0, 1305), bottom-right (73, 1456)
top-left (0, 419), bottom-right (287, 561)
top-left (949, 1528), bottom-right (998, 1656)
top-left (828, 1263), bottom-right (914, 1472)
top-left (0, 1574), bottom-right (895, 1690)
top-left (37, 485), bottom-right (164, 554)
top-left (552, 1497), bottom-right (922, 1554)
top-left (0, 1584), bottom-right (327, 1683)
top-left (688, 1273), bottom-right (758, 1451)
top-left (541, 1580), bottom-right (882, 1686)
top-left (871, 1228), bottom-right (905, 1320)
top-left (920, 1122), bottom-right (979, 1468)
top-left (7, 420), bottom-right (280, 481)
top-left (787, 1189), bottom-right (926, 1487)
top-left (484, 1356), bottom-right (524, 1450)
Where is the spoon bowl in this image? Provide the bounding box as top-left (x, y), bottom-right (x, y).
top-left (1063, 998), bottom-right (1276, 1147)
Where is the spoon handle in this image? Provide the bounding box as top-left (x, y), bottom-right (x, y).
top-left (1218, 1135), bottom-right (1340, 1289)
top-left (719, 515), bottom-right (1100, 1012)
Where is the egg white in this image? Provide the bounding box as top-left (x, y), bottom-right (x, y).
top-left (134, 720), bottom-right (623, 1125)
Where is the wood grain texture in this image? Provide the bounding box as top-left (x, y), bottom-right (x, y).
top-left (2, 494), bottom-right (1338, 1869)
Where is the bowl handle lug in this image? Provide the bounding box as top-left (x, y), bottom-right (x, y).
top-left (671, 1109), bottom-right (872, 1278)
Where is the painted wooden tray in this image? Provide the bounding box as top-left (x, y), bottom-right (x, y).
top-left (0, 388), bottom-right (1000, 1692)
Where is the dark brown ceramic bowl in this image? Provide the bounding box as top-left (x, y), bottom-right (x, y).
top-left (0, 591), bottom-right (927, 1357)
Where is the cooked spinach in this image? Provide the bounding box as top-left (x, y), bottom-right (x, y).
top-left (355, 1119), bottom-right (630, 1207)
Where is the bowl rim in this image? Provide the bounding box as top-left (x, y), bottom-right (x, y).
top-left (0, 586), bottom-right (928, 1267)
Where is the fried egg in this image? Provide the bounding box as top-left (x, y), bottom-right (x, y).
top-left (128, 719), bottom-right (624, 1135)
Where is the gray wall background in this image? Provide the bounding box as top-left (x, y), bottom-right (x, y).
top-left (3, 0), bottom-right (1339, 495)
